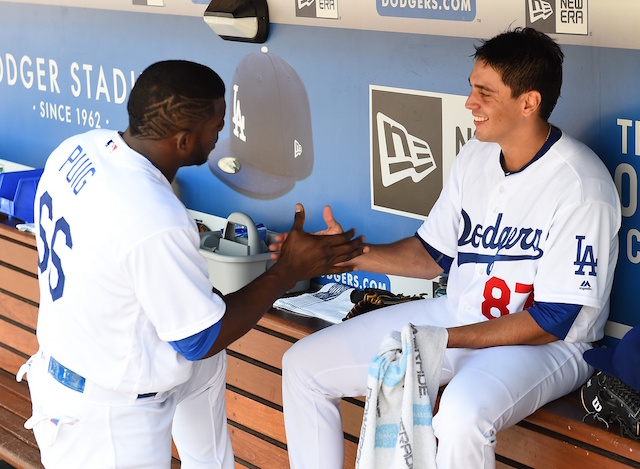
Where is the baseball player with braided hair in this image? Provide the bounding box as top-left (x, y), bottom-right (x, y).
top-left (279, 28), bottom-right (621, 468)
top-left (20, 59), bottom-right (364, 469)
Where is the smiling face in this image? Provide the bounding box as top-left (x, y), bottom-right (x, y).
top-left (465, 60), bottom-right (526, 147)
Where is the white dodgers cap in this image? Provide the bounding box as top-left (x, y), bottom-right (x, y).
top-left (208, 47), bottom-right (314, 198)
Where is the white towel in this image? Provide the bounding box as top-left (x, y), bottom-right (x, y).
top-left (356, 323), bottom-right (448, 469)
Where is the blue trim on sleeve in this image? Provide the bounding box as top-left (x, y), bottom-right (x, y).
top-left (414, 233), bottom-right (453, 273)
top-left (169, 320), bottom-right (222, 361)
top-left (528, 301), bottom-right (582, 340)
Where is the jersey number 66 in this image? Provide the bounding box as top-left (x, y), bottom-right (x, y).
top-left (37, 192), bottom-right (73, 302)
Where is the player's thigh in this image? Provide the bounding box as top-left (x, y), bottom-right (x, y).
top-left (435, 340), bottom-right (591, 432)
top-left (283, 296), bottom-right (453, 397)
top-left (172, 352), bottom-right (233, 468)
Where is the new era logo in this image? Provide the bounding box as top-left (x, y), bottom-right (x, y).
top-left (370, 85), bottom-right (473, 219)
top-left (525, 0), bottom-right (589, 35)
top-left (528, 0), bottom-right (553, 22)
top-left (376, 112), bottom-right (437, 187)
top-left (294, 140), bottom-right (303, 159)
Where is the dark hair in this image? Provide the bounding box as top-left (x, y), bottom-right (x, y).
top-left (473, 27), bottom-right (563, 120)
top-left (127, 60), bottom-right (226, 139)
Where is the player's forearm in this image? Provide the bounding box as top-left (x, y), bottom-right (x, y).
top-left (350, 237), bottom-right (443, 280)
top-left (446, 311), bottom-right (558, 349)
top-left (203, 264), bottom-right (298, 357)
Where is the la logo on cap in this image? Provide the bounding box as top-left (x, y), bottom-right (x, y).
top-left (208, 47), bottom-right (314, 199)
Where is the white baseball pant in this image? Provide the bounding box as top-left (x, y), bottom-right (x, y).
top-left (282, 296), bottom-right (592, 469)
top-left (22, 350), bottom-right (234, 469)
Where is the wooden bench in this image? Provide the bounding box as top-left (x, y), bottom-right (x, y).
top-left (2, 218), bottom-right (640, 468)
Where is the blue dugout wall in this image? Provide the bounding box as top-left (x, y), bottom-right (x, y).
top-left (0, 0), bottom-right (639, 343)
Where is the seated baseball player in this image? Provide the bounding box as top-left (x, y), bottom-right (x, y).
top-left (19, 60), bottom-right (364, 469)
top-left (277, 27), bottom-right (622, 469)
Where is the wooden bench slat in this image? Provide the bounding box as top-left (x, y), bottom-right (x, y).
top-left (0, 237), bottom-right (38, 275)
top-left (339, 400), bottom-right (365, 440)
top-left (497, 423), bottom-right (638, 468)
top-left (258, 310), bottom-right (326, 340)
top-left (225, 389), bottom-right (286, 444)
top-left (227, 329), bottom-right (291, 370)
top-left (344, 437), bottom-right (358, 468)
top-left (0, 265), bottom-right (39, 304)
top-left (0, 348), bottom-right (30, 378)
top-left (0, 321), bottom-right (38, 363)
top-left (228, 424), bottom-right (289, 469)
top-left (0, 225), bottom-right (36, 247)
top-left (0, 426), bottom-right (43, 469)
top-left (226, 355), bottom-right (282, 406)
top-left (0, 371), bottom-right (42, 469)
top-left (0, 371), bottom-right (30, 401)
top-left (0, 291), bottom-right (38, 331)
top-left (525, 392), bottom-right (640, 464)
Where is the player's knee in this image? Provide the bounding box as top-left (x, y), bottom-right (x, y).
top-left (282, 339), bottom-right (310, 386)
top-left (282, 336), bottom-right (330, 395)
top-left (434, 392), bottom-right (494, 442)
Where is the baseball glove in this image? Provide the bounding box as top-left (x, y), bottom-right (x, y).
top-left (580, 370), bottom-right (640, 440)
top-left (342, 288), bottom-right (425, 321)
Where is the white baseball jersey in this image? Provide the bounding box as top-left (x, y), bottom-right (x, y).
top-left (34, 129), bottom-right (225, 395)
top-left (417, 131), bottom-right (621, 342)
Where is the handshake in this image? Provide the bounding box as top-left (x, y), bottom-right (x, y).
top-left (266, 204), bottom-right (366, 291)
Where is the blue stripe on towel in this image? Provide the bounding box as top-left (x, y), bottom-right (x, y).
top-left (374, 423), bottom-right (399, 448)
top-left (413, 403), bottom-right (433, 426)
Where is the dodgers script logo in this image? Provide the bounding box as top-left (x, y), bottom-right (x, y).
top-left (457, 209), bottom-right (544, 274)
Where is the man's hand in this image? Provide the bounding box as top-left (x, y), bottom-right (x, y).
top-left (270, 205), bottom-right (346, 259)
top-left (272, 204), bottom-right (364, 281)
top-left (204, 204), bottom-right (364, 357)
top-left (316, 206), bottom-right (344, 235)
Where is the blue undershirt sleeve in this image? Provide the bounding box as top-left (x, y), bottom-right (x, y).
top-left (169, 319), bottom-right (223, 361)
top-left (527, 302), bottom-right (582, 340)
top-left (414, 233), bottom-right (454, 273)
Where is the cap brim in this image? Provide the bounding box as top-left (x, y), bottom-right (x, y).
top-left (583, 346), bottom-right (617, 377)
top-left (208, 139), bottom-right (295, 199)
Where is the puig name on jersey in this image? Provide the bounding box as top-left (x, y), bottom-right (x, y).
top-left (58, 144), bottom-right (96, 195)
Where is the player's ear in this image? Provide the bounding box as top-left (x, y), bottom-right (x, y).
top-left (174, 130), bottom-right (190, 153)
top-left (522, 90), bottom-right (542, 118)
